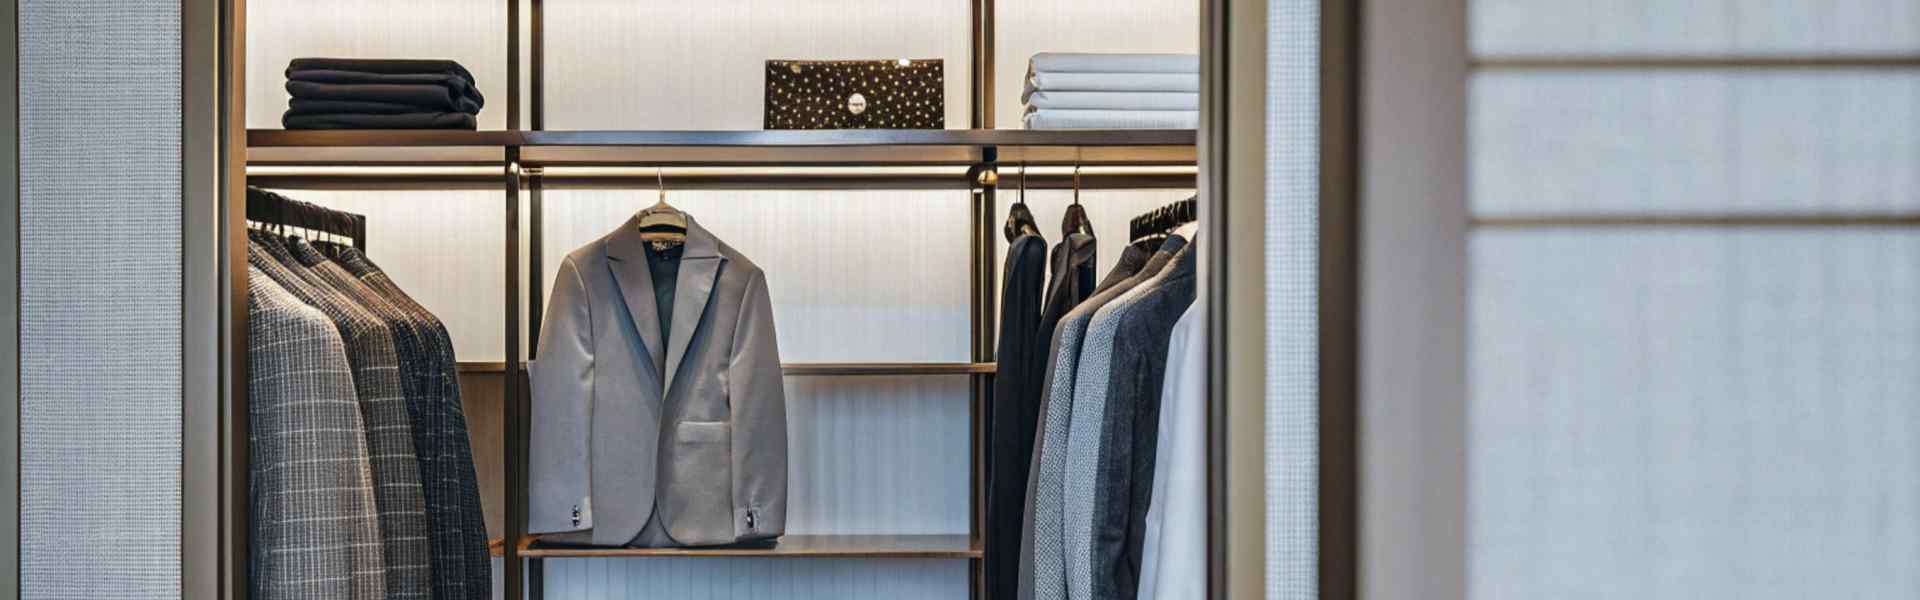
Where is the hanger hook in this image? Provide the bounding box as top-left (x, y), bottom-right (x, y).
top-left (656, 167), bottom-right (666, 203)
top-left (1072, 163), bottom-right (1082, 206)
top-left (1018, 161), bottom-right (1027, 205)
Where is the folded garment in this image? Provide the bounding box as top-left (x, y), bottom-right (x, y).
top-left (287, 80), bottom-right (481, 114)
top-left (288, 69), bottom-right (484, 108)
top-left (1023, 72), bottom-right (1200, 101)
top-left (287, 58), bottom-right (476, 85)
top-left (1023, 91), bottom-right (1198, 112)
top-left (283, 111), bottom-right (478, 130)
top-left (1029, 53), bottom-right (1198, 74)
top-left (1023, 109), bottom-right (1198, 130)
top-left (288, 98), bottom-right (459, 116)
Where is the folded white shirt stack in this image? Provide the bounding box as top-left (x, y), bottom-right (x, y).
top-left (1022, 53), bottom-right (1199, 129)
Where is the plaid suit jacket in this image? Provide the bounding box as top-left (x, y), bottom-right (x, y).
top-left (298, 240), bottom-right (492, 600)
top-left (248, 266), bottom-right (386, 600)
top-left (249, 236), bottom-right (431, 600)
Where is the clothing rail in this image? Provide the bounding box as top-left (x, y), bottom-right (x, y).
top-left (245, 165), bottom-right (1199, 191)
top-left (245, 186), bottom-right (369, 250)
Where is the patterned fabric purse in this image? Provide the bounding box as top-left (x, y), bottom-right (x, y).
top-left (765, 59), bottom-right (945, 129)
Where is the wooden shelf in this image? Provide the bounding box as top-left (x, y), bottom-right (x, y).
top-left (246, 128), bottom-right (1196, 167)
top-left (511, 534), bottom-right (979, 559)
top-left (457, 361), bottom-right (994, 376)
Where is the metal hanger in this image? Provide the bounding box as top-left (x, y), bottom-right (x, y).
top-left (1003, 162), bottom-right (1041, 242)
top-left (636, 167), bottom-right (688, 246)
top-left (1061, 163), bottom-right (1094, 238)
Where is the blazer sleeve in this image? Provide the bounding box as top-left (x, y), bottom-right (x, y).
top-left (729, 269), bottom-right (788, 540)
top-left (529, 255), bottom-right (594, 534)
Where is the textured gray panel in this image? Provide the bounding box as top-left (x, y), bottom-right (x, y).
top-left (1268, 0), bottom-right (1318, 597)
top-left (1471, 70), bottom-right (1920, 216)
top-left (1472, 0), bottom-right (1920, 56)
top-left (1470, 229), bottom-right (1920, 599)
top-left (19, 0), bottom-right (183, 597)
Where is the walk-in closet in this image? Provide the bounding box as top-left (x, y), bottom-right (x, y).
top-left (236, 1), bottom-right (1205, 598)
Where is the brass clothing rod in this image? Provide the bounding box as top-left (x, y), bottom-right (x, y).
top-left (246, 165), bottom-right (1198, 191)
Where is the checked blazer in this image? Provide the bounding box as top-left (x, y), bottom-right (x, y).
top-left (248, 235), bottom-right (431, 600)
top-left (321, 242), bottom-right (493, 599)
top-left (247, 266), bottom-right (386, 600)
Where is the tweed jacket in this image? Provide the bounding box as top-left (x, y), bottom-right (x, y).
top-left (1021, 242), bottom-right (1161, 600)
top-left (248, 237), bottom-right (431, 600)
top-left (531, 215), bottom-right (788, 547)
top-left (1075, 244), bottom-right (1194, 600)
top-left (1055, 235), bottom-right (1184, 600)
top-left (293, 240), bottom-right (491, 600)
top-left (987, 232), bottom-right (1049, 600)
top-left (247, 266), bottom-right (385, 600)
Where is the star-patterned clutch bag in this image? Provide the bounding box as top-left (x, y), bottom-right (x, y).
top-left (765, 59), bottom-right (945, 130)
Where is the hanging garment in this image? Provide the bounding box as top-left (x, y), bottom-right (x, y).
top-left (246, 266), bottom-right (386, 600)
top-left (316, 241), bottom-right (494, 600)
top-left (530, 214), bottom-right (788, 547)
top-left (1061, 236), bottom-right (1188, 600)
top-left (258, 234), bottom-right (478, 599)
top-left (1039, 232), bottom-right (1099, 358)
top-left (1072, 244), bottom-right (1196, 600)
top-left (1023, 241), bottom-right (1167, 600)
top-left (987, 232), bottom-right (1049, 600)
top-left (1137, 296), bottom-right (1205, 600)
top-left (248, 238), bottom-right (432, 600)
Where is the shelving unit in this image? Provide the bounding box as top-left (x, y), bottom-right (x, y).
top-left (236, 2), bottom-right (1198, 600)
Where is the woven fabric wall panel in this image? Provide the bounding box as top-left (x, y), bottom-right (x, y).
top-left (20, 0), bottom-right (184, 597)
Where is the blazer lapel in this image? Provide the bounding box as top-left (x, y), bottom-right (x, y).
top-left (603, 216), bottom-right (667, 381)
top-left (662, 218), bottom-right (724, 397)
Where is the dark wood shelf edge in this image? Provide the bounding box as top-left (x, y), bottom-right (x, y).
top-left (458, 361), bottom-right (995, 376)
top-left (498, 534), bottom-right (980, 559)
top-left (247, 128), bottom-right (1195, 149)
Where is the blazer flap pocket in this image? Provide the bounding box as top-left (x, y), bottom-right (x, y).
top-left (677, 420), bottom-right (731, 444)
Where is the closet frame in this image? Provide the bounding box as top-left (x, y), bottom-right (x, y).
top-left (227, 1), bottom-right (1200, 599)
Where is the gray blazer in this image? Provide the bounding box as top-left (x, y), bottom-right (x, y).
top-left (531, 215), bottom-right (788, 547)
top-left (247, 266), bottom-right (386, 600)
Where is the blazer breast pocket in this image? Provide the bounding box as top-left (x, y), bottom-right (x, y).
top-left (666, 420), bottom-right (734, 544)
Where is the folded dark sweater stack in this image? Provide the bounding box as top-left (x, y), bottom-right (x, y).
top-left (283, 58), bottom-right (484, 130)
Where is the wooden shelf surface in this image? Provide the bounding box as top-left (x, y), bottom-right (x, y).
top-left (505, 534), bottom-right (979, 559)
top-left (457, 361), bottom-right (994, 376)
top-left (246, 128), bottom-right (1196, 167)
